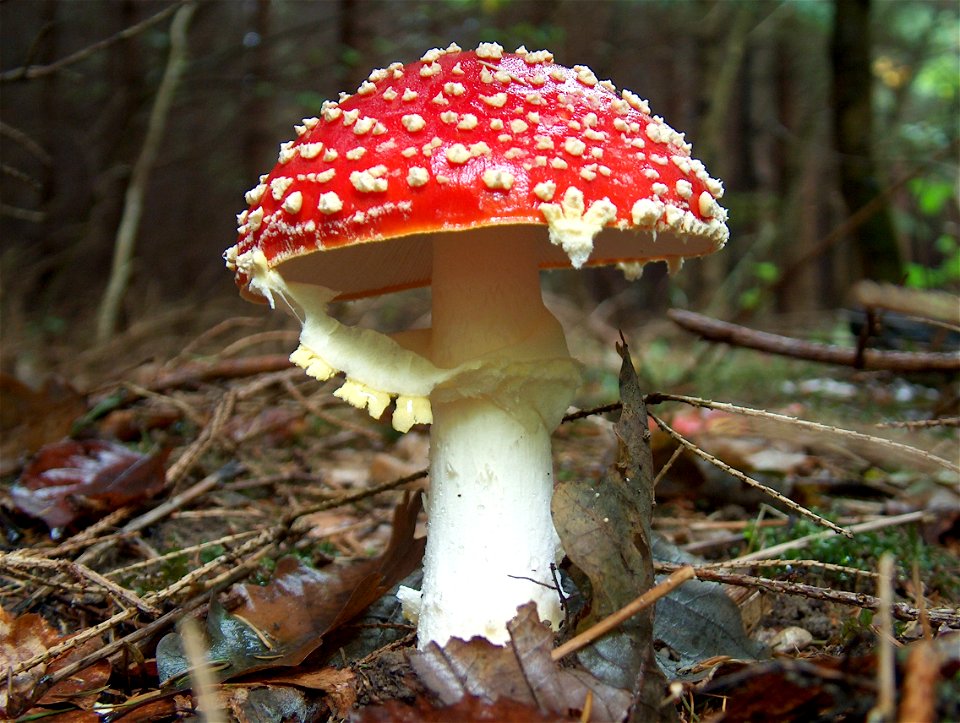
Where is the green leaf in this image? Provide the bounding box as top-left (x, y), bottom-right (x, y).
top-left (754, 261), bottom-right (781, 284)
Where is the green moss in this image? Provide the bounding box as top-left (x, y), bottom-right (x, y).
top-left (200, 544), bottom-right (227, 564)
top-left (746, 513), bottom-right (960, 599)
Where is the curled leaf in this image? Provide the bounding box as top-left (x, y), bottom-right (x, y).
top-left (157, 493), bottom-right (425, 684)
top-left (409, 603), bottom-right (632, 721)
top-left (0, 607), bottom-right (110, 718)
top-left (552, 340), bottom-right (668, 718)
top-left (11, 439), bottom-right (167, 530)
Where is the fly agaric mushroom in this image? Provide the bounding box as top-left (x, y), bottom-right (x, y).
top-left (225, 42), bottom-right (728, 648)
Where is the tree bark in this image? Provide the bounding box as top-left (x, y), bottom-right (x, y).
top-left (830, 0), bottom-right (902, 283)
top-left (242, 0), bottom-right (272, 182)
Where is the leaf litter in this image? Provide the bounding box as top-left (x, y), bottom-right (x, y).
top-left (11, 438), bottom-right (167, 531)
top-left (156, 492), bottom-right (425, 684)
top-left (552, 338), bottom-right (674, 719)
top-left (1, 308), bottom-right (958, 721)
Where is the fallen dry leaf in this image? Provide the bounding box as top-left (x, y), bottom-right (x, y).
top-left (552, 340), bottom-right (669, 719)
top-left (696, 656), bottom-right (879, 722)
top-left (409, 602), bottom-right (632, 722)
top-left (0, 606), bottom-right (110, 718)
top-left (11, 438), bottom-right (167, 530)
top-left (234, 493), bottom-right (424, 665)
top-left (157, 493), bottom-right (425, 683)
top-left (356, 694), bottom-right (562, 721)
top-left (0, 374), bottom-right (86, 475)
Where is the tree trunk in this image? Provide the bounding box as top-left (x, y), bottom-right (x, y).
top-left (830, 0), bottom-right (902, 283)
top-left (242, 0), bottom-right (272, 181)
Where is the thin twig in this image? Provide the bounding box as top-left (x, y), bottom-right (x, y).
top-left (49, 507), bottom-right (135, 556)
top-left (0, 203), bottom-right (45, 223)
top-left (288, 469), bottom-right (427, 528)
top-left (121, 382), bottom-right (207, 427)
top-left (871, 554), bottom-right (897, 723)
top-left (34, 542), bottom-right (275, 698)
top-left (562, 403), bottom-right (621, 423)
top-left (552, 567), bottom-right (696, 661)
top-left (648, 410), bottom-right (852, 538)
top-left (96, 1), bottom-right (196, 340)
top-left (646, 392), bottom-right (960, 476)
top-left (668, 309), bottom-right (960, 373)
top-left (0, 121), bottom-right (53, 163)
top-left (1, 2), bottom-right (187, 81)
top-left (219, 330), bottom-right (300, 358)
top-left (876, 417), bottom-right (960, 430)
top-left (283, 377), bottom-right (382, 443)
top-left (10, 526), bottom-right (273, 679)
top-left (4, 466), bottom-right (243, 613)
top-left (654, 562), bottom-right (959, 628)
top-left (87, 466), bottom-right (238, 571)
top-left (166, 393), bottom-right (238, 488)
top-left (68, 562), bottom-right (161, 615)
top-left (652, 444), bottom-right (685, 489)
top-left (13, 467), bottom-right (423, 681)
top-left (695, 558), bottom-right (879, 579)
top-left (175, 317), bottom-right (267, 361)
top-left (0, 567), bottom-right (86, 595)
top-left (103, 529), bottom-right (266, 578)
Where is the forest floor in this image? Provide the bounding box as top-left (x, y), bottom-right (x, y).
top-left (1, 289), bottom-right (958, 722)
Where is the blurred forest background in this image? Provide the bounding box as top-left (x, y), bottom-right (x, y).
top-left (1, 0), bottom-right (958, 375)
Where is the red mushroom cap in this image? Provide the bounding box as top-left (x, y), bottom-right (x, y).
top-left (227, 43), bottom-right (728, 301)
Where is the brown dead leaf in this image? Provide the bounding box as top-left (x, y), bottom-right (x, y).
top-left (356, 695), bottom-right (562, 721)
top-left (244, 667), bottom-right (357, 718)
top-left (234, 493), bottom-right (424, 666)
top-left (0, 374), bottom-right (86, 475)
top-left (409, 602), bottom-right (632, 722)
top-left (552, 340), bottom-right (669, 720)
top-left (10, 438), bottom-right (167, 530)
top-left (697, 656), bottom-right (877, 722)
top-left (0, 606), bottom-right (110, 718)
top-left (0, 607), bottom-right (59, 715)
top-left (156, 494), bottom-right (425, 684)
top-left (220, 684), bottom-right (325, 722)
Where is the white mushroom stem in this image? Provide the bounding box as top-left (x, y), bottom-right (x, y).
top-left (414, 231), bottom-right (581, 647)
top-left (268, 231), bottom-right (581, 646)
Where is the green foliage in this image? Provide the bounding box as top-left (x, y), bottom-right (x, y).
top-left (737, 261), bottom-right (781, 312)
top-left (248, 555), bottom-right (278, 586)
top-left (901, 177), bottom-right (959, 290)
top-left (838, 607), bottom-right (875, 640)
top-left (745, 514), bottom-right (960, 599)
top-left (904, 235), bottom-right (960, 289)
top-left (636, 338), bottom-right (690, 389)
top-left (200, 544), bottom-right (227, 564)
top-left (782, 0), bottom-right (833, 28)
top-left (871, 1), bottom-right (958, 292)
top-left (316, 540), bottom-right (340, 558)
top-left (909, 177), bottom-right (955, 217)
top-left (150, 553), bottom-right (190, 592)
